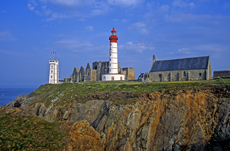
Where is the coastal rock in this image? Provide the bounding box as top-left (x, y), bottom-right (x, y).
top-left (66, 120), bottom-right (106, 151)
top-left (7, 89), bottom-right (230, 150)
top-left (5, 95), bottom-right (35, 108)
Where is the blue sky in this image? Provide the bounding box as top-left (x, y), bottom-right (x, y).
top-left (0, 0), bottom-right (230, 88)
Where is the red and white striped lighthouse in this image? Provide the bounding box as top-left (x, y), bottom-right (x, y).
top-left (109, 27), bottom-right (118, 74)
top-left (102, 27), bottom-right (125, 81)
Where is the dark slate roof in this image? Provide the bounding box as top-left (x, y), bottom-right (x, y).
top-left (150, 56), bottom-right (209, 72)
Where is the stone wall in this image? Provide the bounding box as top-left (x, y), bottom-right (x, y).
top-left (149, 69), bottom-right (208, 82)
top-left (70, 67), bottom-right (79, 83)
top-left (79, 66), bottom-right (85, 82)
top-left (121, 68), bottom-right (135, 80)
top-left (64, 78), bottom-right (71, 82)
top-left (214, 70), bottom-right (230, 78)
top-left (70, 61), bottom-right (135, 82)
top-left (92, 61), bottom-right (109, 81)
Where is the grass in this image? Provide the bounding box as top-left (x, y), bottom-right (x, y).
top-left (0, 107), bottom-right (70, 150)
top-left (28, 78), bottom-right (230, 106)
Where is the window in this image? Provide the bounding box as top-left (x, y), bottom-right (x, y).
top-left (51, 66), bottom-right (53, 68)
top-left (51, 70), bottom-right (53, 73)
top-left (51, 75), bottom-right (53, 78)
top-left (184, 71), bottom-right (186, 77)
top-left (103, 76), bottom-right (106, 80)
top-left (199, 73), bottom-right (201, 76)
top-left (120, 77), bottom-right (122, 80)
top-left (111, 76), bottom-right (114, 81)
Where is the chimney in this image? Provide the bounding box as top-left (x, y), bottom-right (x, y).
top-left (153, 55), bottom-right (156, 63)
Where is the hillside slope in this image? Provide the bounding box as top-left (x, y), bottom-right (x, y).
top-left (4, 79), bottom-right (230, 150)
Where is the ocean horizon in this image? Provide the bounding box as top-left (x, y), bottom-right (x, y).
top-left (0, 88), bottom-right (37, 106)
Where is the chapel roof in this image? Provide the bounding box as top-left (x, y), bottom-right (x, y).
top-left (150, 56), bottom-right (210, 72)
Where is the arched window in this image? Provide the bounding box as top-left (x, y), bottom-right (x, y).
top-left (111, 76), bottom-right (114, 81)
top-left (120, 77), bottom-right (122, 80)
top-left (51, 75), bottom-right (53, 78)
top-left (51, 70), bottom-right (53, 73)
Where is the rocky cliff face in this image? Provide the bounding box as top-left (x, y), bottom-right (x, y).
top-left (7, 89), bottom-right (230, 151)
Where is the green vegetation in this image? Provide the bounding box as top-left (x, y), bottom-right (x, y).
top-left (29, 78), bottom-right (230, 106)
top-left (0, 107), bottom-right (70, 150)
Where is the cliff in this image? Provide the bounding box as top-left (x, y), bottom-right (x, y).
top-left (4, 80), bottom-right (230, 150)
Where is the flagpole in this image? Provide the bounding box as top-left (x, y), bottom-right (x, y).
top-left (55, 51), bottom-right (57, 60)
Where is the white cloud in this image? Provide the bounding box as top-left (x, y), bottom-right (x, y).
top-left (27, 0), bottom-right (37, 11)
top-left (194, 44), bottom-right (225, 52)
top-left (178, 48), bottom-right (190, 54)
top-left (55, 39), bottom-right (93, 51)
top-left (107, 0), bottom-right (143, 6)
top-left (85, 26), bottom-right (94, 32)
top-left (28, 3), bottom-right (35, 11)
top-left (160, 5), bottom-right (170, 12)
top-left (122, 19), bottom-right (127, 23)
top-left (41, 0), bottom-right (82, 6)
top-left (172, 0), bottom-right (195, 8)
top-left (0, 31), bottom-right (16, 41)
top-left (163, 13), bottom-right (229, 25)
top-left (128, 22), bottom-right (148, 35)
top-left (119, 41), bottom-right (154, 53)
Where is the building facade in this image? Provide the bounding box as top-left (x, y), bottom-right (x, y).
top-left (70, 61), bottom-right (135, 82)
top-left (214, 70), bottom-right (230, 78)
top-left (149, 55), bottom-right (211, 82)
top-left (49, 60), bottom-right (59, 84)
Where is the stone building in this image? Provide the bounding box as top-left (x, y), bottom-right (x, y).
top-left (214, 70), bottom-right (230, 78)
top-left (121, 68), bottom-right (135, 80)
top-left (149, 55), bottom-right (211, 82)
top-left (70, 61), bottom-right (135, 82)
top-left (93, 61), bottom-right (110, 81)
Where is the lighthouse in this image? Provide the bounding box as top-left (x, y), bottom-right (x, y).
top-left (102, 28), bottom-right (125, 81)
top-left (49, 52), bottom-right (59, 84)
top-left (109, 27), bottom-right (118, 74)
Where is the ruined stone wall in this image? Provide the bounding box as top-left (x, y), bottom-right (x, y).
top-left (214, 70), bottom-right (230, 78)
top-left (70, 67), bottom-right (79, 83)
top-left (150, 69), bottom-right (207, 82)
top-left (91, 70), bottom-right (97, 81)
top-left (93, 61), bottom-right (109, 81)
top-left (70, 61), bottom-right (134, 82)
top-left (121, 68), bottom-right (135, 80)
top-left (79, 66), bottom-right (85, 82)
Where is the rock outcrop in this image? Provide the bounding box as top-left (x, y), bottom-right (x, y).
top-left (7, 89), bottom-right (230, 150)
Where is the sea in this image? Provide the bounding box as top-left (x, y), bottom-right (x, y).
top-left (0, 88), bottom-right (37, 106)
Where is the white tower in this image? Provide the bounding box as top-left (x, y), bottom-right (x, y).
top-left (49, 57), bottom-right (59, 84)
top-left (102, 28), bottom-right (125, 81)
top-left (109, 28), bottom-right (118, 74)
